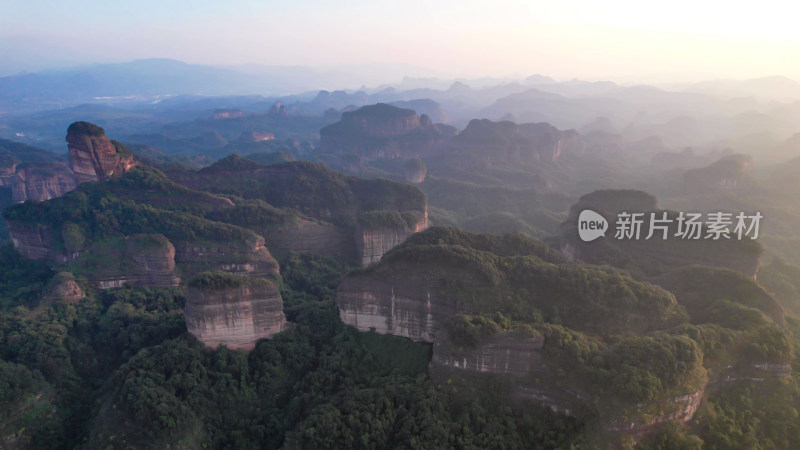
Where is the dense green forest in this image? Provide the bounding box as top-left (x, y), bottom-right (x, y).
top-left (2, 228), bottom-right (799, 448)
top-left (0, 249), bottom-right (586, 448)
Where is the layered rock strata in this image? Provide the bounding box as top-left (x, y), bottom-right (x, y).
top-left (185, 274), bottom-right (286, 350)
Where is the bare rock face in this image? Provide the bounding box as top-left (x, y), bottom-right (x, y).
top-left (432, 331), bottom-right (545, 375)
top-left (356, 210), bottom-right (428, 266)
top-left (7, 221), bottom-right (66, 263)
top-left (89, 235), bottom-right (181, 289)
top-left (337, 262), bottom-right (477, 342)
top-left (0, 160), bottom-right (16, 186)
top-left (174, 236), bottom-right (280, 279)
top-left (43, 272), bottom-right (84, 303)
top-left (403, 159), bottom-right (427, 184)
top-left (67, 122), bottom-right (135, 184)
top-left (604, 390), bottom-right (705, 433)
top-left (11, 164), bottom-right (78, 202)
top-left (262, 218), bottom-right (355, 259)
top-left (185, 273), bottom-right (286, 350)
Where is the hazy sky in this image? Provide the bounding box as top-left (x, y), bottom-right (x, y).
top-left (2, 0), bottom-right (799, 82)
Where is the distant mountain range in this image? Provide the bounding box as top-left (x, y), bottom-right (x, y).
top-left (3, 58), bottom-right (800, 116)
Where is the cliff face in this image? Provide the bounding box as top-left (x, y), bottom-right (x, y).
top-left (319, 103), bottom-right (452, 159)
top-left (7, 221), bottom-right (66, 263)
top-left (174, 236), bottom-right (280, 279)
top-left (355, 211), bottom-right (428, 266)
top-left (262, 218), bottom-right (355, 259)
top-left (337, 264), bottom-right (477, 342)
top-left (88, 235), bottom-right (181, 289)
top-left (450, 119), bottom-right (584, 166)
top-left (185, 280), bottom-right (286, 350)
top-left (603, 390), bottom-right (705, 433)
top-left (432, 331), bottom-right (545, 375)
top-left (11, 164), bottom-right (78, 202)
top-left (67, 122), bottom-right (135, 183)
top-left (0, 160), bottom-right (16, 186)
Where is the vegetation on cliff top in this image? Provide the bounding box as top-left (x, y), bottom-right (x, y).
top-left (2, 188), bottom-right (261, 251)
top-left (187, 271), bottom-right (274, 290)
top-left (187, 159), bottom-right (426, 227)
top-left (67, 121), bottom-right (105, 137)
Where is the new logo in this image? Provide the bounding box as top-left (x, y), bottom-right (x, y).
top-left (578, 209), bottom-right (608, 242)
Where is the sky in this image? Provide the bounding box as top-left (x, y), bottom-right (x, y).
top-left (1, 0), bottom-right (799, 82)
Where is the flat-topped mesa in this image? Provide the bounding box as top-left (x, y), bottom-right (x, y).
top-left (67, 121), bottom-right (136, 184)
top-left (338, 227), bottom-right (681, 342)
top-left (682, 154), bottom-right (755, 192)
top-left (2, 184), bottom-right (277, 287)
top-left (184, 272), bottom-right (286, 350)
top-left (451, 119), bottom-right (584, 165)
top-left (560, 189), bottom-right (763, 279)
top-left (168, 158), bottom-right (429, 263)
top-left (319, 103), bottom-right (454, 159)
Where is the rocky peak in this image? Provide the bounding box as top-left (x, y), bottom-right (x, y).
top-left (268, 101), bottom-right (289, 116)
top-left (67, 121), bottom-right (135, 183)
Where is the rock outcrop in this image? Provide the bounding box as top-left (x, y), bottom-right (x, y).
top-left (337, 228), bottom-right (724, 438)
top-left (7, 221), bottom-right (66, 263)
top-left (355, 210), bottom-right (428, 265)
top-left (43, 272), bottom-right (84, 303)
top-left (174, 236), bottom-right (279, 279)
top-left (320, 103), bottom-right (454, 159)
top-left (168, 158), bottom-right (429, 264)
top-left (432, 331), bottom-right (545, 375)
top-left (450, 119), bottom-right (584, 166)
top-left (184, 273), bottom-right (286, 350)
top-left (403, 159), bottom-right (427, 183)
top-left (86, 235), bottom-right (181, 289)
top-left (11, 164), bottom-right (78, 202)
top-left (261, 218), bottom-right (355, 259)
top-left (268, 101), bottom-right (289, 116)
top-left (67, 122), bottom-right (135, 183)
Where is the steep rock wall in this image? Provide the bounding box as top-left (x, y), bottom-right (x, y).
top-left (185, 283), bottom-right (286, 350)
top-left (89, 235), bottom-right (181, 289)
top-left (11, 164), bottom-right (78, 202)
top-left (262, 218), bottom-right (355, 259)
top-left (174, 237), bottom-right (279, 279)
top-left (355, 211), bottom-right (428, 266)
top-left (337, 265), bottom-right (477, 342)
top-left (7, 220), bottom-right (67, 263)
top-left (67, 123), bottom-right (135, 183)
top-left (432, 331), bottom-right (545, 375)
